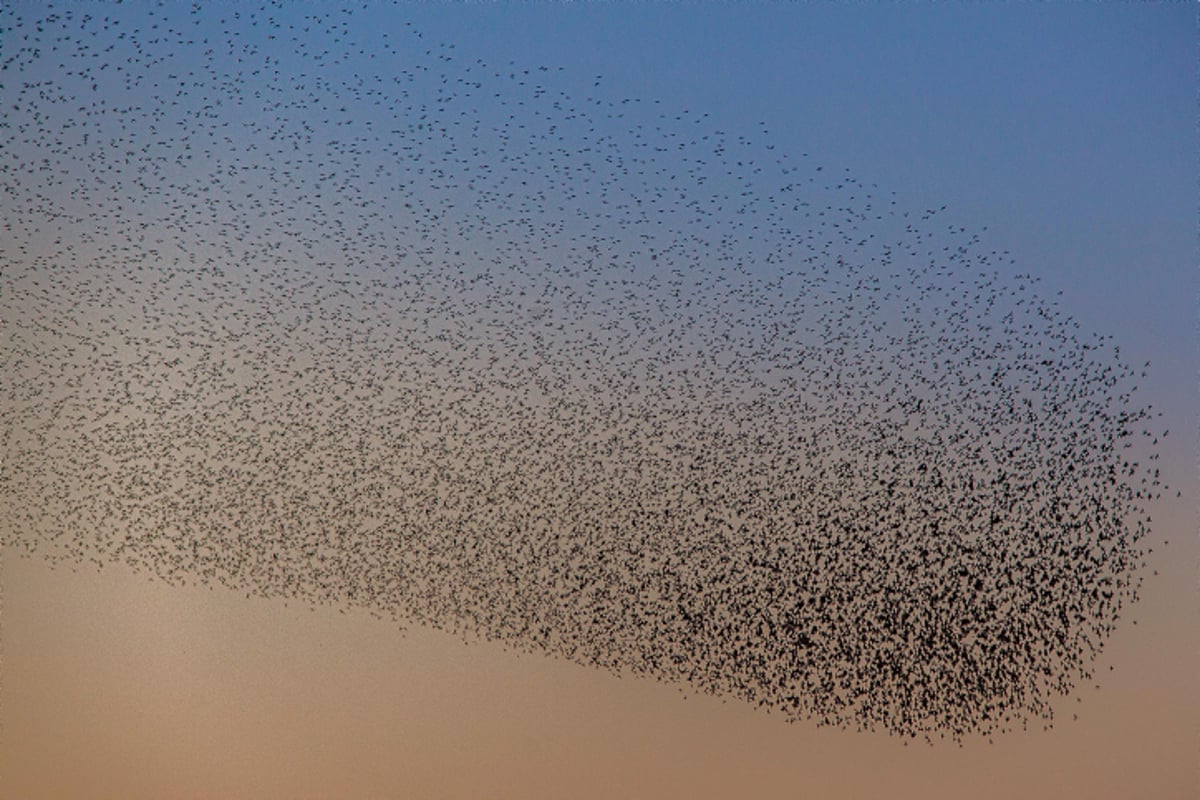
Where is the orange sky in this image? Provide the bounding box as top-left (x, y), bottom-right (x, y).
top-left (2, 488), bottom-right (1194, 799)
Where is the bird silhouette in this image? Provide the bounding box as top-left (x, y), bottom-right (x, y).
top-left (0, 2), bottom-right (1170, 743)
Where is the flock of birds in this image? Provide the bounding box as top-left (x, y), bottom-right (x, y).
top-left (0, 3), bottom-right (1170, 741)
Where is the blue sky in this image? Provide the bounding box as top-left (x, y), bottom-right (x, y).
top-left (392, 4), bottom-right (1193, 362)
top-left (493, 4), bottom-right (1192, 439)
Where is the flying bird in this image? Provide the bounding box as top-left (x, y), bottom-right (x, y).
top-left (0, 2), bottom-right (1169, 742)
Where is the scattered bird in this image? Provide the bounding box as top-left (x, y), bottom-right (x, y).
top-left (0, 2), bottom-right (1170, 742)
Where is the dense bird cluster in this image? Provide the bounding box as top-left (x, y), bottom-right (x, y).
top-left (0, 3), bottom-right (1169, 740)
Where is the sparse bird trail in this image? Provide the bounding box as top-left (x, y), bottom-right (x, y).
top-left (0, 2), bottom-right (1169, 742)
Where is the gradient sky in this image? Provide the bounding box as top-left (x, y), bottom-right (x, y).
top-left (2, 3), bottom-right (1196, 798)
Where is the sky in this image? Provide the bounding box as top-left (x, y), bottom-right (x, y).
top-left (1, 2), bottom-right (1196, 798)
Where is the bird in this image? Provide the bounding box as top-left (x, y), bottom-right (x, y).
top-left (0, 1), bottom-right (1171, 743)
